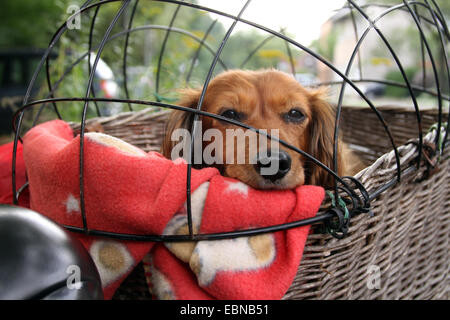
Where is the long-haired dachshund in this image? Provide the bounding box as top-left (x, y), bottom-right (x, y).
top-left (162, 69), bottom-right (360, 190)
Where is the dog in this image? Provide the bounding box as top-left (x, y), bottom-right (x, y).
top-left (162, 69), bottom-right (360, 190)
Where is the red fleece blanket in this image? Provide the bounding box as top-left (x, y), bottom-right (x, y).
top-left (0, 120), bottom-right (324, 300)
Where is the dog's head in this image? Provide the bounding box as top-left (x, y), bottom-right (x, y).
top-left (162, 69), bottom-right (342, 189)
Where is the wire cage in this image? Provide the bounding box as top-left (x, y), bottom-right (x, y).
top-left (11, 0), bottom-right (450, 299)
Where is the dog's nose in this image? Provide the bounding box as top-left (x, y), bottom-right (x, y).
top-left (254, 150), bottom-right (291, 181)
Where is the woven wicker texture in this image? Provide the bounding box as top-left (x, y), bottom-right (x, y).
top-left (341, 106), bottom-right (444, 166)
top-left (70, 105), bottom-right (449, 300)
top-left (285, 126), bottom-right (449, 300)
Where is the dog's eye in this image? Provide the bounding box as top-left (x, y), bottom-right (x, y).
top-left (220, 109), bottom-right (241, 121)
top-left (285, 109), bottom-right (305, 122)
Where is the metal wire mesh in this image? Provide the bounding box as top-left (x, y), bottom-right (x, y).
top-left (11, 0), bottom-right (450, 242)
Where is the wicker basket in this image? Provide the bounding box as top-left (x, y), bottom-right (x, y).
top-left (71, 105), bottom-right (449, 300)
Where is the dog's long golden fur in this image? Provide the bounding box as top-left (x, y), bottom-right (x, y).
top-left (162, 69), bottom-right (360, 189)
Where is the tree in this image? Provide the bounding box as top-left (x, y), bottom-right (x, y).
top-left (0, 0), bottom-right (82, 49)
top-left (0, 0), bottom-right (308, 122)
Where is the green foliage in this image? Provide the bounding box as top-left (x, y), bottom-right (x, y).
top-left (315, 26), bottom-right (339, 61)
top-left (0, 0), bottom-right (85, 49)
top-left (0, 0), bottom-right (306, 123)
top-left (384, 67), bottom-right (419, 97)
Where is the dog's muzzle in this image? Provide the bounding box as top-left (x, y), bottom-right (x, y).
top-left (254, 150), bottom-right (291, 182)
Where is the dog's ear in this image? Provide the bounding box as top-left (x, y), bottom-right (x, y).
top-left (161, 88), bottom-right (201, 159)
top-left (306, 88), bottom-right (344, 188)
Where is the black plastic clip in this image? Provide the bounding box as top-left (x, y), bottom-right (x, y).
top-left (324, 191), bottom-right (351, 239)
top-left (325, 207), bottom-right (349, 239)
top-left (342, 176), bottom-right (373, 217)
